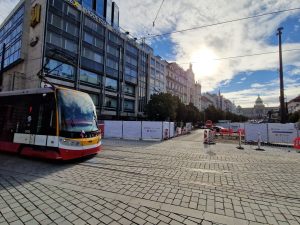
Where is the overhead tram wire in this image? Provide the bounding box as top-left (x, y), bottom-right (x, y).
top-left (152, 0), bottom-right (165, 28)
top-left (142, 7), bottom-right (300, 39)
top-left (173, 48), bottom-right (300, 65)
top-left (24, 48), bottom-right (300, 66)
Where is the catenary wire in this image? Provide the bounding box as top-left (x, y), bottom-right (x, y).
top-left (172, 48), bottom-right (300, 65)
top-left (141, 7), bottom-right (300, 39)
top-left (152, 0), bottom-right (165, 28)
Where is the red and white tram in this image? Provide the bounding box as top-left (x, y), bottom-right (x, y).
top-left (0, 87), bottom-right (101, 160)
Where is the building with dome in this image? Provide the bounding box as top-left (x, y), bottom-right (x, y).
top-left (236, 95), bottom-right (279, 121)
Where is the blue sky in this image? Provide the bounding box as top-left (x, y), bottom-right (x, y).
top-left (1, 0), bottom-right (300, 107)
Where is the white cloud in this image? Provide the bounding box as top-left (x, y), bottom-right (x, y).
top-left (0, 0), bottom-right (19, 25)
top-left (115, 0), bottom-right (300, 92)
top-left (224, 77), bottom-right (299, 107)
top-left (289, 68), bottom-right (300, 75)
top-left (241, 77), bottom-right (247, 81)
top-left (251, 83), bottom-right (265, 88)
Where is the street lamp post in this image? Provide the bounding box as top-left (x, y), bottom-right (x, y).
top-left (277, 27), bottom-right (286, 123)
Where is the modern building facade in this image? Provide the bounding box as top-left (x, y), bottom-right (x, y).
top-left (0, 0), bottom-right (149, 119)
top-left (148, 54), bottom-right (167, 98)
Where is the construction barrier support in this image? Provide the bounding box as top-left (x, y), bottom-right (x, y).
top-left (237, 130), bottom-right (244, 150)
top-left (255, 132), bottom-right (265, 151)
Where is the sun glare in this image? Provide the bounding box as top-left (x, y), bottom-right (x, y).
top-left (191, 48), bottom-right (220, 78)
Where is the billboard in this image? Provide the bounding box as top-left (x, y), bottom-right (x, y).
top-left (268, 123), bottom-right (298, 144)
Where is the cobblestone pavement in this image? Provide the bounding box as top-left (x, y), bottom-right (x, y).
top-left (0, 130), bottom-right (300, 225)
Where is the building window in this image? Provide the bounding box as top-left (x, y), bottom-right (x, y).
top-left (105, 77), bottom-right (117, 91)
top-left (44, 58), bottom-right (75, 80)
top-left (84, 17), bottom-right (105, 35)
top-left (151, 58), bottom-right (155, 66)
top-left (124, 100), bottom-right (134, 112)
top-left (48, 13), bottom-right (62, 29)
top-left (0, 5), bottom-right (24, 69)
top-left (108, 32), bottom-right (122, 45)
top-left (83, 32), bottom-right (104, 49)
top-left (65, 21), bottom-right (79, 36)
top-left (64, 39), bottom-right (78, 53)
top-left (96, 0), bottom-right (105, 17)
top-left (82, 47), bottom-right (104, 63)
top-left (67, 5), bottom-right (80, 20)
top-left (107, 45), bottom-right (119, 57)
top-left (89, 93), bottom-right (99, 106)
top-left (80, 69), bottom-right (101, 85)
top-left (82, 0), bottom-right (93, 10)
top-left (126, 44), bottom-right (138, 55)
top-left (106, 58), bottom-right (119, 70)
top-left (124, 83), bottom-right (135, 96)
top-left (126, 56), bottom-right (137, 67)
top-left (105, 96), bottom-right (117, 109)
top-left (49, 0), bottom-right (63, 10)
top-left (47, 32), bottom-right (78, 53)
top-left (125, 66), bottom-right (137, 83)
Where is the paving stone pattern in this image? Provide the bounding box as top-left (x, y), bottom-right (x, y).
top-left (0, 130), bottom-right (299, 225)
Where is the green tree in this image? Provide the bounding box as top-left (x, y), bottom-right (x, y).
top-left (288, 110), bottom-right (300, 123)
top-left (145, 93), bottom-right (178, 121)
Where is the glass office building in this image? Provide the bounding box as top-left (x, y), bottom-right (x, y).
top-left (0, 0), bottom-right (151, 119)
top-left (0, 4), bottom-right (24, 71)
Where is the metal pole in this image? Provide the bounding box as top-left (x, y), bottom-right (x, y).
top-left (277, 27), bottom-right (286, 124)
top-left (0, 43), bottom-right (6, 92)
top-left (117, 45), bottom-right (122, 120)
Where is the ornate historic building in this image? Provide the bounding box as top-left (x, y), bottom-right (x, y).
top-left (237, 95), bottom-right (279, 120)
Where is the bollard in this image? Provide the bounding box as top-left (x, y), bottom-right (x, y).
top-left (255, 132), bottom-right (265, 151)
top-left (236, 130), bottom-right (244, 150)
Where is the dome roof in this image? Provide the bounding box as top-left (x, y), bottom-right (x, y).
top-left (255, 95), bottom-right (263, 104)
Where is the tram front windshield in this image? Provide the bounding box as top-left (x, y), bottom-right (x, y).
top-left (57, 89), bottom-right (98, 138)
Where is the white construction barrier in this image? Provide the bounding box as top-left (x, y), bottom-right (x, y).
top-left (230, 123), bottom-right (241, 132)
top-left (186, 123), bottom-right (192, 131)
top-left (170, 122), bottom-right (175, 137)
top-left (104, 121), bottom-right (123, 138)
top-left (123, 121), bottom-right (142, 140)
top-left (245, 123), bottom-right (268, 142)
top-left (268, 123), bottom-right (298, 144)
top-left (142, 122), bottom-right (163, 141)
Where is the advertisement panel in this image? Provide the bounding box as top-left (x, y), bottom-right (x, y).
top-left (123, 121), bottom-right (141, 140)
top-left (142, 122), bottom-right (163, 141)
top-left (268, 123), bottom-right (298, 144)
top-left (245, 123), bottom-right (268, 142)
top-left (104, 121), bottom-right (122, 138)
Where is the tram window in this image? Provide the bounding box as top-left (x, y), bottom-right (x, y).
top-left (36, 94), bottom-right (56, 136)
